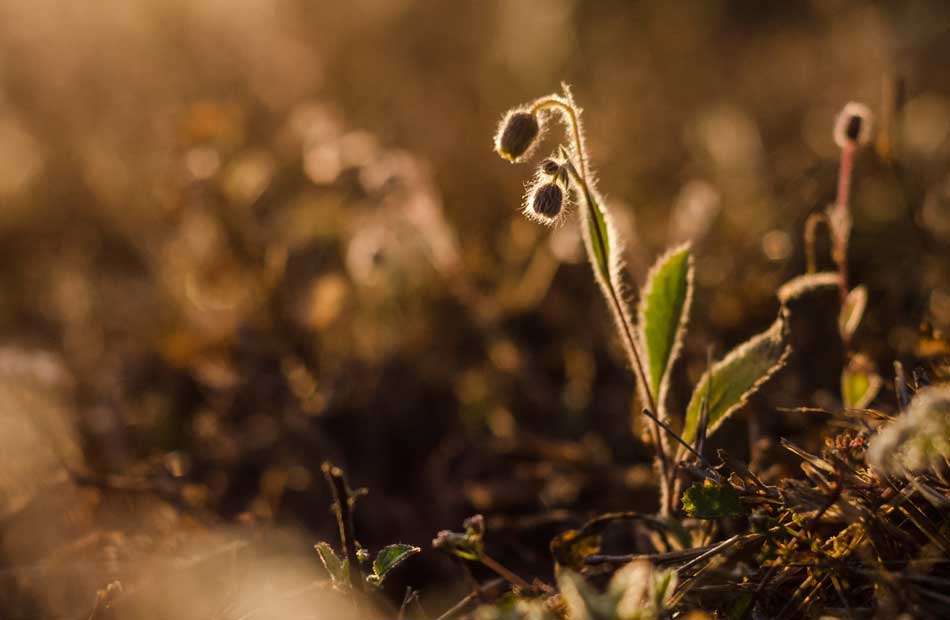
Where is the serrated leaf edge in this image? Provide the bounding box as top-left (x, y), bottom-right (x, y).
top-left (681, 311), bottom-right (792, 447)
top-left (315, 542), bottom-right (346, 583)
top-left (372, 543), bottom-right (421, 584)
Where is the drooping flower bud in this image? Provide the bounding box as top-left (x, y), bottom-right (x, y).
top-left (532, 183), bottom-right (563, 220)
top-left (495, 110), bottom-right (541, 162)
top-left (833, 102), bottom-right (873, 148)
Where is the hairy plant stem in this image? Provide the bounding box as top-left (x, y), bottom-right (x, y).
top-left (530, 94), bottom-right (673, 516)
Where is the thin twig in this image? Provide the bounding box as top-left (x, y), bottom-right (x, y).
top-left (642, 407), bottom-right (717, 477)
top-left (584, 533), bottom-right (762, 568)
top-left (479, 553), bottom-right (530, 590)
top-left (694, 345), bottom-right (714, 462)
top-left (434, 578), bottom-right (507, 620)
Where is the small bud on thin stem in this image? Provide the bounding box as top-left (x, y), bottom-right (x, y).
top-left (833, 102), bottom-right (873, 148)
top-left (495, 111), bottom-right (541, 163)
top-left (495, 87), bottom-right (673, 514)
top-left (828, 101), bottom-right (871, 308)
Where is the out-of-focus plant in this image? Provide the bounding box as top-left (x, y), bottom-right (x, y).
top-left (558, 560), bottom-right (676, 620)
top-left (798, 102), bottom-right (883, 410)
top-left (867, 385), bottom-right (950, 475)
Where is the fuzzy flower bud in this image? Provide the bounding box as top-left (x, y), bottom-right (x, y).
top-left (833, 102), bottom-right (873, 148)
top-left (531, 183), bottom-right (563, 220)
top-left (495, 110), bottom-right (541, 162)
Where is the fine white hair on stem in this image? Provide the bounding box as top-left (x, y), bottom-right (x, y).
top-left (503, 84), bottom-right (673, 514)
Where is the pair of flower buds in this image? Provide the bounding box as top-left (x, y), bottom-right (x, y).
top-left (494, 109), bottom-right (573, 223)
top-left (494, 100), bottom-right (873, 223)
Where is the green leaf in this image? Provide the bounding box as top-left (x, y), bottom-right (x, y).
top-left (637, 243), bottom-right (693, 413)
top-left (682, 313), bottom-right (791, 445)
top-left (841, 354), bottom-right (881, 409)
top-left (584, 189), bottom-right (611, 282)
top-left (776, 272), bottom-right (839, 304)
top-left (314, 542), bottom-right (346, 584)
top-left (681, 479), bottom-right (744, 519)
top-left (367, 543), bottom-right (420, 587)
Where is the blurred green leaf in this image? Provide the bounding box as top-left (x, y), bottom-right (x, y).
top-left (681, 479), bottom-right (743, 519)
top-left (561, 560), bottom-right (677, 620)
top-left (638, 243), bottom-right (693, 411)
top-left (682, 313), bottom-right (790, 445)
top-left (367, 543), bottom-right (420, 587)
top-left (842, 354), bottom-right (881, 409)
top-left (558, 569), bottom-right (613, 620)
top-left (315, 542), bottom-right (347, 585)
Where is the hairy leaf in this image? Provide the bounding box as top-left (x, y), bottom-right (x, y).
top-left (776, 272), bottom-right (839, 304)
top-left (682, 313), bottom-right (791, 445)
top-left (583, 190), bottom-right (611, 283)
top-left (367, 543), bottom-right (420, 587)
top-left (315, 542), bottom-right (346, 584)
top-left (638, 243), bottom-right (693, 415)
top-left (868, 385), bottom-right (950, 473)
top-left (681, 479), bottom-right (744, 519)
top-left (842, 354), bottom-right (881, 409)
top-left (839, 285), bottom-right (868, 340)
